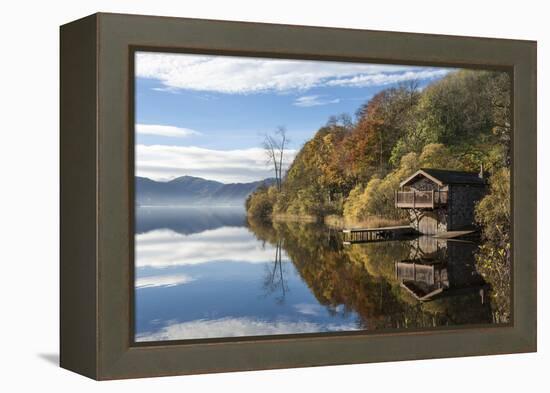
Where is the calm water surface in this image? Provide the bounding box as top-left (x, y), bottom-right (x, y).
top-left (134, 206), bottom-right (498, 342)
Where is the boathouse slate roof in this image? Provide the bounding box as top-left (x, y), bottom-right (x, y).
top-left (400, 168), bottom-right (486, 187)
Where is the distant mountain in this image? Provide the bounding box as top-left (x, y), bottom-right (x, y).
top-left (136, 175), bottom-right (275, 206)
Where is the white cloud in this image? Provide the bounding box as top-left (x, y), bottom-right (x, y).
top-left (136, 144), bottom-right (297, 183)
top-left (326, 69), bottom-right (450, 88)
top-left (136, 124), bottom-right (200, 138)
top-left (136, 51), bottom-right (451, 94)
top-left (293, 95), bottom-right (340, 107)
top-left (136, 273), bottom-right (194, 289)
top-left (136, 226), bottom-right (288, 268)
top-left (136, 317), bottom-right (359, 341)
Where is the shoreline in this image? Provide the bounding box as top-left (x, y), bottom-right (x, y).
top-left (249, 211), bottom-right (407, 230)
top-left (271, 213), bottom-right (318, 223)
top-left (325, 214), bottom-right (407, 230)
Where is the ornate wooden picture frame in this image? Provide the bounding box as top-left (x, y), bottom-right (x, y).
top-left (60, 12), bottom-right (536, 380)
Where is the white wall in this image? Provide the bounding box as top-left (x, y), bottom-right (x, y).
top-left (0, 0), bottom-right (546, 391)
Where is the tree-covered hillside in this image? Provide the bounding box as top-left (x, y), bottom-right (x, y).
top-left (247, 69), bottom-right (510, 224)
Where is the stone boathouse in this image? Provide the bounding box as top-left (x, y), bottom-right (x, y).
top-left (395, 168), bottom-right (487, 235)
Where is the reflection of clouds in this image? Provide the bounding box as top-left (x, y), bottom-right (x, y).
top-left (136, 226), bottom-right (287, 268)
top-left (294, 303), bottom-right (324, 316)
top-left (136, 317), bottom-right (359, 341)
top-left (136, 274), bottom-right (194, 289)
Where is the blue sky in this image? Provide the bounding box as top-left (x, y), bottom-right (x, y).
top-left (135, 52), bottom-right (453, 183)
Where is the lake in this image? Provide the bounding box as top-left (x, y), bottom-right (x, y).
top-left (134, 206), bottom-right (501, 342)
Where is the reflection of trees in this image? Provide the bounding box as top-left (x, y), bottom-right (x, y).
top-left (247, 218), bottom-right (494, 330)
top-left (474, 168), bottom-right (511, 323)
top-left (475, 242), bottom-right (511, 323)
top-left (262, 241), bottom-right (289, 304)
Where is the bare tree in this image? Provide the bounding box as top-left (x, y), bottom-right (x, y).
top-left (263, 126), bottom-right (289, 191)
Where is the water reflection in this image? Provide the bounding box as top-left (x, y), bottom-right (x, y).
top-left (137, 317), bottom-right (359, 342)
top-left (135, 207), bottom-right (502, 342)
top-left (136, 206), bottom-right (246, 235)
top-left (251, 220), bottom-right (495, 330)
top-left (396, 237), bottom-right (487, 302)
top-left (135, 207), bottom-right (361, 341)
top-left (136, 226), bottom-right (276, 268)
top-left (262, 241), bottom-right (288, 304)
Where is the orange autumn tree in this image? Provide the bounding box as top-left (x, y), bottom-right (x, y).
top-left (342, 84), bottom-right (421, 184)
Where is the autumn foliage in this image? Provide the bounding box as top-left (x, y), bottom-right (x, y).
top-left (247, 69), bottom-right (511, 226)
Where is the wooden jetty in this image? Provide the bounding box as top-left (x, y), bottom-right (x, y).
top-left (342, 225), bottom-right (416, 244)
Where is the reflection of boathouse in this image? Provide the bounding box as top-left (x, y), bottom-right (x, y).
top-left (395, 168), bottom-right (486, 235)
top-left (395, 236), bottom-right (487, 302)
